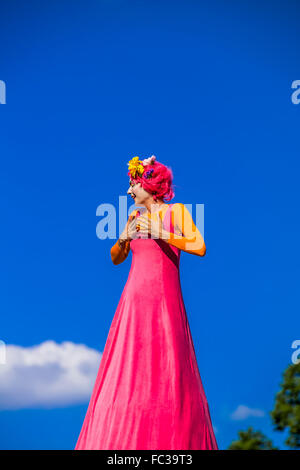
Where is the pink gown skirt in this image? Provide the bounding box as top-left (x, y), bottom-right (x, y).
top-left (75, 204), bottom-right (218, 450)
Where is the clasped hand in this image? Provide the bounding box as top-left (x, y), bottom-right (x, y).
top-left (120, 213), bottom-right (170, 241)
top-left (134, 214), bottom-right (169, 240)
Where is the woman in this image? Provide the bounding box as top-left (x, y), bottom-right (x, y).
top-left (75, 155), bottom-right (218, 450)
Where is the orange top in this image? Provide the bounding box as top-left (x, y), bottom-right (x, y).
top-left (164, 203), bottom-right (206, 257)
top-left (110, 203), bottom-right (206, 265)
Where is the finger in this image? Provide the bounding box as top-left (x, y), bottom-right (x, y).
top-left (137, 215), bottom-right (149, 223)
top-left (136, 220), bottom-right (150, 229)
top-left (138, 223), bottom-right (150, 230)
top-left (129, 214), bottom-right (137, 223)
top-left (137, 225), bottom-right (148, 233)
top-left (129, 219), bottom-right (137, 228)
top-left (131, 220), bottom-right (139, 230)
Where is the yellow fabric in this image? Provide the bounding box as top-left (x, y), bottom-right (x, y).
top-left (110, 204), bottom-right (206, 265)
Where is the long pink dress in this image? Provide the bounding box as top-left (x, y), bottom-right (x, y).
top-left (75, 203), bottom-right (218, 450)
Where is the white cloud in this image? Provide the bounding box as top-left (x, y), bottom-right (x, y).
top-left (0, 340), bottom-right (101, 410)
top-left (230, 405), bottom-right (265, 421)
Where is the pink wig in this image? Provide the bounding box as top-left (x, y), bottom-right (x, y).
top-left (128, 156), bottom-right (175, 202)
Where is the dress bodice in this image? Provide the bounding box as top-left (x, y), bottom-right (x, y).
top-left (130, 203), bottom-right (181, 272)
top-left (110, 202), bottom-right (206, 266)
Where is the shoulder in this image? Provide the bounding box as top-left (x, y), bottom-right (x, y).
top-left (170, 202), bottom-right (186, 213)
top-left (169, 203), bottom-right (193, 222)
top-left (171, 203), bottom-right (193, 212)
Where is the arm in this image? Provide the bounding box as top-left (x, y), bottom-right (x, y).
top-left (164, 203), bottom-right (206, 256)
top-left (110, 210), bottom-right (137, 265)
top-left (110, 238), bottom-right (131, 265)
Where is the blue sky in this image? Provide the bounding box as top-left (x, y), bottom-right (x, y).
top-left (0, 0), bottom-right (299, 450)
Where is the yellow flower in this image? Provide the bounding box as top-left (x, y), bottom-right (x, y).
top-left (128, 156), bottom-right (139, 166)
top-left (128, 156), bottom-right (145, 178)
top-left (137, 164), bottom-right (144, 175)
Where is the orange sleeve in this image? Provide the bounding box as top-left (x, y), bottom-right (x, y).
top-left (110, 210), bottom-right (138, 265)
top-left (110, 239), bottom-right (131, 265)
top-left (165, 203), bottom-right (206, 256)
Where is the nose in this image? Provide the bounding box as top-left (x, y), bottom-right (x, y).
top-left (127, 187), bottom-right (132, 195)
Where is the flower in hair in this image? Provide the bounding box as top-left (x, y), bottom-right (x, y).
top-left (142, 155), bottom-right (156, 166)
top-left (128, 156), bottom-right (145, 179)
top-left (144, 168), bottom-right (154, 179)
top-left (127, 154), bottom-right (157, 179)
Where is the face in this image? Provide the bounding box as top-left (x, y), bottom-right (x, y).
top-left (127, 180), bottom-right (151, 205)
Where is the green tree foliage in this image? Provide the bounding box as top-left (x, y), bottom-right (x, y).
top-left (228, 427), bottom-right (278, 450)
top-left (270, 362), bottom-right (300, 449)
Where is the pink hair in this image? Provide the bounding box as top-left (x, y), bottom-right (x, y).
top-left (128, 158), bottom-right (175, 202)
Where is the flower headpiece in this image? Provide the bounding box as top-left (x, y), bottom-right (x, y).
top-left (127, 155), bottom-right (156, 180)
